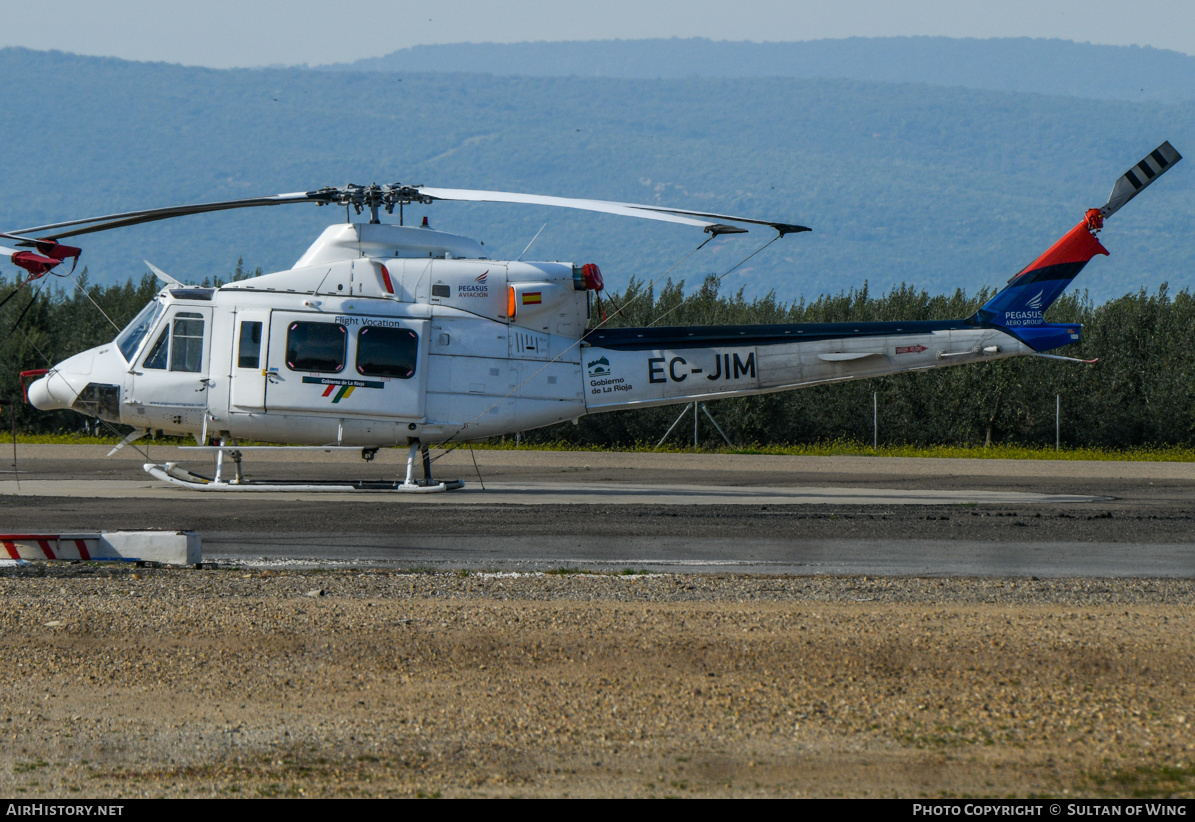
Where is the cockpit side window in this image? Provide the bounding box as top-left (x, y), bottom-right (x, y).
top-left (143, 329), bottom-right (170, 370)
top-left (237, 321), bottom-right (262, 369)
top-left (170, 312), bottom-right (205, 373)
top-left (116, 299), bottom-right (164, 362)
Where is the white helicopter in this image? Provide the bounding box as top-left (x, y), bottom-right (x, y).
top-left (4, 141), bottom-right (1182, 492)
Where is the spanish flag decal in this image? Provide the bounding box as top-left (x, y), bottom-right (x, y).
top-left (521, 291), bottom-right (542, 305)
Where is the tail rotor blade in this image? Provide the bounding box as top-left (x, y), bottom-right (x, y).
top-left (1100, 141), bottom-right (1182, 219)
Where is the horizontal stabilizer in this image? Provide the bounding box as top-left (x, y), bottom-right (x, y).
top-left (1030, 353), bottom-right (1098, 365)
top-left (1101, 141), bottom-right (1182, 219)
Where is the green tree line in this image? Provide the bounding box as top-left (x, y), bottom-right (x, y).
top-left (0, 261), bottom-right (257, 434)
top-left (542, 275), bottom-right (1195, 449)
top-left (2, 267), bottom-right (1192, 449)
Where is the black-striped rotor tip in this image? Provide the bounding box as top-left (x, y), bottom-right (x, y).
top-left (1100, 141), bottom-right (1182, 219)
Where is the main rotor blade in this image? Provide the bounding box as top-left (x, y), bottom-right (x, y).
top-left (6, 183), bottom-right (809, 242)
top-left (416, 186), bottom-right (811, 236)
top-left (1100, 141), bottom-right (1182, 219)
top-left (9, 192), bottom-right (315, 241)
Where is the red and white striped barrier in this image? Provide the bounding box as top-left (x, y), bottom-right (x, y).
top-left (2, 534), bottom-right (96, 560)
top-left (0, 532), bottom-right (201, 565)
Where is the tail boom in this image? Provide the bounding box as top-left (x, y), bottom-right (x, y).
top-left (580, 321), bottom-right (1037, 413)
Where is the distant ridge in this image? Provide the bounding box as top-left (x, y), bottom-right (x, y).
top-left (319, 37), bottom-right (1195, 103)
top-left (0, 46), bottom-right (1190, 304)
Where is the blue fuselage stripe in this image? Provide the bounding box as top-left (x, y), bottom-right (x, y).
top-left (583, 319), bottom-right (974, 351)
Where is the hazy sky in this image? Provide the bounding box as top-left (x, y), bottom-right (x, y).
top-left (1, 0), bottom-right (1192, 67)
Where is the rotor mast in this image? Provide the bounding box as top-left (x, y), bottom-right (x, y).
top-left (309, 183), bottom-right (433, 225)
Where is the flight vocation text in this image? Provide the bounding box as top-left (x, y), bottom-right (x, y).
top-left (333, 316), bottom-right (406, 328)
top-left (648, 353), bottom-right (756, 384)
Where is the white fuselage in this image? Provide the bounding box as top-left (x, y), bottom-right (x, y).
top-left (27, 221), bottom-right (1039, 446)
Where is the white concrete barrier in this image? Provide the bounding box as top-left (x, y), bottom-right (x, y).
top-left (0, 532), bottom-right (201, 565)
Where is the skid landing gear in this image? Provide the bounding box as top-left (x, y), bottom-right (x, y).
top-left (142, 439), bottom-right (464, 493)
top-left (399, 440), bottom-right (465, 492)
top-left (213, 438), bottom-right (243, 484)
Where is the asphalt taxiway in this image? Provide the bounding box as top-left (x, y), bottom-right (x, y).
top-left (2, 445), bottom-right (1193, 576)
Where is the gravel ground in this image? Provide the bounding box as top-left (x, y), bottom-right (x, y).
top-left (0, 563), bottom-right (1192, 799)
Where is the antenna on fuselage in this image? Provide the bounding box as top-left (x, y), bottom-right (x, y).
top-left (517, 224), bottom-right (548, 262)
top-left (145, 261), bottom-right (183, 286)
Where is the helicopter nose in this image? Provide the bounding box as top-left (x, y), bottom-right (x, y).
top-left (27, 349), bottom-right (103, 412)
top-left (27, 372), bottom-right (77, 411)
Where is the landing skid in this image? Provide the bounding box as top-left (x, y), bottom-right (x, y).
top-left (143, 440), bottom-right (465, 493)
top-left (143, 462), bottom-right (462, 492)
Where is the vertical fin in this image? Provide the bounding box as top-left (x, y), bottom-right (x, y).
top-left (979, 140), bottom-right (1182, 331)
top-left (977, 220), bottom-right (1108, 327)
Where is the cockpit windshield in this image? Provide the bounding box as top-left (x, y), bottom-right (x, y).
top-left (115, 299), bottom-right (165, 362)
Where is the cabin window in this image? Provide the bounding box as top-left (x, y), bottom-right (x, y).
top-left (286, 322), bottom-right (346, 373)
top-left (143, 329), bottom-right (170, 370)
top-left (356, 326), bottom-right (418, 379)
top-left (170, 312), bottom-right (205, 373)
top-left (237, 321), bottom-right (262, 368)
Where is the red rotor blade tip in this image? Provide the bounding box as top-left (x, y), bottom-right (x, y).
top-left (10, 251), bottom-right (60, 276)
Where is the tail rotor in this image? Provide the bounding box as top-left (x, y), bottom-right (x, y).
top-left (1098, 141), bottom-right (1182, 221)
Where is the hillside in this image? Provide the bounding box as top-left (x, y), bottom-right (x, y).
top-left (0, 46), bottom-right (1190, 306)
top-left (324, 37), bottom-right (1195, 104)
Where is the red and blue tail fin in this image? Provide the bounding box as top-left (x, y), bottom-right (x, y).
top-left (976, 141), bottom-right (1181, 351)
top-left (975, 213), bottom-right (1108, 341)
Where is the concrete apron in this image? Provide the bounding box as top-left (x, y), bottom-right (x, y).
top-left (1, 531), bottom-right (201, 565)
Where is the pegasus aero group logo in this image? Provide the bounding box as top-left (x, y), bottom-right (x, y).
top-left (1026, 290), bottom-right (1044, 311)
